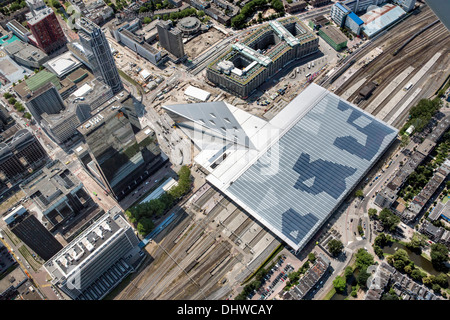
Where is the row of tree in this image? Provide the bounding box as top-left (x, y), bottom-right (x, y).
top-left (400, 97), bottom-right (443, 136)
top-left (139, 0), bottom-right (172, 13)
top-left (125, 165), bottom-right (192, 236)
top-left (0, 0), bottom-right (27, 15)
top-left (3, 92), bottom-right (31, 119)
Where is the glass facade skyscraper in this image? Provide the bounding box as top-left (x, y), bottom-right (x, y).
top-left (78, 106), bottom-right (166, 200)
top-left (78, 17), bottom-right (123, 94)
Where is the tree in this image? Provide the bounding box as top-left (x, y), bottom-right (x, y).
top-left (430, 243), bottom-right (449, 271)
top-left (52, 0), bottom-right (61, 8)
top-left (333, 275), bottom-right (346, 293)
top-left (327, 239), bottom-right (344, 256)
top-left (381, 292), bottom-right (399, 300)
top-left (411, 269), bottom-right (425, 282)
top-left (368, 208), bottom-right (378, 219)
top-left (8, 97), bottom-right (16, 105)
top-left (432, 283), bottom-right (441, 294)
top-left (356, 269), bottom-right (370, 288)
top-left (404, 264), bottom-right (413, 275)
top-left (434, 273), bottom-right (448, 288)
top-left (404, 233), bottom-right (425, 254)
top-left (3, 92), bottom-right (12, 99)
top-left (355, 248), bottom-right (374, 272)
top-left (308, 252), bottom-right (316, 263)
top-left (374, 233), bottom-right (392, 247)
top-left (125, 209), bottom-right (137, 224)
top-left (137, 217), bottom-right (154, 236)
top-left (422, 276), bottom-right (434, 287)
top-left (378, 208), bottom-right (400, 232)
top-left (23, 112), bottom-right (32, 120)
top-left (344, 266), bottom-right (353, 280)
top-left (355, 189), bottom-right (364, 198)
top-left (373, 245), bottom-right (384, 259)
top-left (391, 249), bottom-right (413, 273)
top-left (401, 134), bottom-right (410, 148)
top-left (393, 259), bottom-right (406, 272)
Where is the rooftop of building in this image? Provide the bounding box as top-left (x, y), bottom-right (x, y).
top-left (0, 128), bottom-right (37, 155)
top-left (348, 11), bottom-right (364, 25)
top-left (208, 16), bottom-right (317, 85)
top-left (43, 207), bottom-right (130, 281)
top-left (335, 1), bottom-right (350, 13)
top-left (24, 70), bottom-right (60, 92)
top-left (319, 25), bottom-right (347, 44)
top-left (0, 266), bottom-right (27, 294)
top-left (361, 4), bottom-right (406, 37)
top-left (44, 51), bottom-right (83, 78)
top-left (27, 6), bottom-right (54, 25)
top-left (19, 159), bottom-right (81, 210)
top-left (6, 19), bottom-right (30, 34)
top-left (76, 89), bottom-right (130, 136)
top-left (67, 77), bottom-right (111, 105)
top-left (3, 39), bottom-right (48, 63)
top-left (165, 83), bottom-right (398, 252)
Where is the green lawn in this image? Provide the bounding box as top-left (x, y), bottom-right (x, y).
top-left (18, 245), bottom-right (41, 271)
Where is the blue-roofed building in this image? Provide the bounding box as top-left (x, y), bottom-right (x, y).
top-left (345, 12), bottom-right (364, 35)
top-left (163, 83), bottom-right (398, 252)
top-left (330, 2), bottom-right (351, 27)
top-left (331, 0), bottom-right (388, 26)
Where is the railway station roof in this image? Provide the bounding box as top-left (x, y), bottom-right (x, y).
top-left (165, 84), bottom-right (398, 252)
top-left (425, 0), bottom-right (450, 31)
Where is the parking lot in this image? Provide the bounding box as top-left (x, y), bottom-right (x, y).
top-left (248, 254), bottom-right (296, 300)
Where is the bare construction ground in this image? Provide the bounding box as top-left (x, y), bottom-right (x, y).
top-left (114, 183), bottom-right (281, 300)
top-left (331, 4), bottom-right (450, 128)
top-left (184, 28), bottom-right (227, 59)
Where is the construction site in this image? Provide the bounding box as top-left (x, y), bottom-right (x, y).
top-left (184, 27), bottom-right (227, 59)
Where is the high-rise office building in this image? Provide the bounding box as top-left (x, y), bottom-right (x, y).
top-left (3, 206), bottom-right (63, 261)
top-left (156, 20), bottom-right (185, 59)
top-left (77, 104), bottom-right (166, 200)
top-left (0, 129), bottom-right (48, 192)
top-left (19, 159), bottom-right (94, 233)
top-left (44, 207), bottom-right (143, 300)
top-left (78, 17), bottom-right (124, 94)
top-left (27, 7), bottom-right (67, 54)
top-left (23, 82), bottom-right (66, 121)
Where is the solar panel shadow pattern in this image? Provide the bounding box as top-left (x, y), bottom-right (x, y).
top-left (226, 92), bottom-right (398, 251)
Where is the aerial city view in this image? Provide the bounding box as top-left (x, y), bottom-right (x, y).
top-left (0, 0), bottom-right (449, 305)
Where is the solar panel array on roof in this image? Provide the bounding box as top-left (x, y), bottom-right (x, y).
top-left (225, 87), bottom-right (397, 251)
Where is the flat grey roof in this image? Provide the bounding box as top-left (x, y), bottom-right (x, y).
top-left (426, 0), bottom-right (450, 31)
top-left (43, 207), bottom-right (126, 280)
top-left (224, 84), bottom-right (398, 251)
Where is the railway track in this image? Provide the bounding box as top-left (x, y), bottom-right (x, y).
top-left (332, 5), bottom-right (450, 124)
top-left (117, 189), bottom-right (258, 300)
top-left (333, 5), bottom-right (439, 97)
